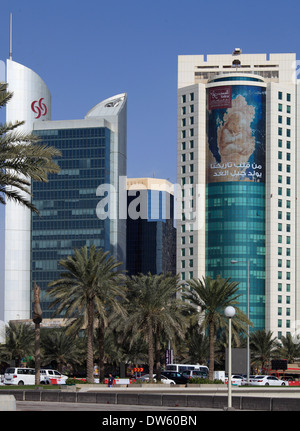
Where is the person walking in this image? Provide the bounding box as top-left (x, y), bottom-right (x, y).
top-left (108, 373), bottom-right (114, 387)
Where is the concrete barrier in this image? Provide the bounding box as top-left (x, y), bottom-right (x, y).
top-left (0, 395), bottom-right (16, 411)
top-left (2, 387), bottom-right (300, 411)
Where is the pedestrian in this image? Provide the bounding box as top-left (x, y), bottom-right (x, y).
top-left (108, 373), bottom-right (114, 387)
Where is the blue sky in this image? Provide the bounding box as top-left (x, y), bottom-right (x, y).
top-left (0, 0), bottom-right (299, 184)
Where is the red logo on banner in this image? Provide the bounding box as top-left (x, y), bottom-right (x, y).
top-left (208, 86), bottom-right (232, 110)
top-left (31, 98), bottom-right (47, 119)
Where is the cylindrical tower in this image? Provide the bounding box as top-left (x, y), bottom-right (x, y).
top-left (206, 74), bottom-right (266, 330)
top-left (0, 59), bottom-right (51, 323)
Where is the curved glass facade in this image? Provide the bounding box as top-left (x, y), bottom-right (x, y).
top-left (206, 78), bottom-right (266, 330)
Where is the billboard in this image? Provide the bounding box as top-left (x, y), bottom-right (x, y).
top-left (206, 84), bottom-right (266, 183)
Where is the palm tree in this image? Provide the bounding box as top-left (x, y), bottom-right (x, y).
top-left (0, 322), bottom-right (34, 366)
top-left (47, 245), bottom-right (125, 383)
top-left (250, 329), bottom-right (278, 372)
top-left (274, 333), bottom-right (300, 364)
top-left (124, 272), bottom-right (187, 381)
top-left (185, 275), bottom-right (251, 380)
top-left (41, 328), bottom-right (84, 373)
top-left (0, 82), bottom-right (61, 214)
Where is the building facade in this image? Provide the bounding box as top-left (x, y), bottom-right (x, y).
top-left (177, 50), bottom-right (300, 337)
top-left (0, 59), bottom-right (51, 324)
top-left (126, 178), bottom-right (176, 276)
top-left (32, 94), bottom-right (127, 318)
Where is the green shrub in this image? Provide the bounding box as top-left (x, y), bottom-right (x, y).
top-left (188, 377), bottom-right (224, 384)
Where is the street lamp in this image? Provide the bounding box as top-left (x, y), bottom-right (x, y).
top-left (231, 259), bottom-right (250, 384)
top-left (225, 305), bottom-right (235, 410)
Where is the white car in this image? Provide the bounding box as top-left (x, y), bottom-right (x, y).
top-left (137, 374), bottom-right (176, 384)
top-left (225, 375), bottom-right (244, 386)
top-left (249, 375), bottom-right (287, 386)
top-left (40, 369), bottom-right (68, 384)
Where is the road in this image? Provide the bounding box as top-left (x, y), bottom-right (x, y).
top-left (16, 400), bottom-right (223, 411)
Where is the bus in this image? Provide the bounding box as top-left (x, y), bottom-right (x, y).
top-left (164, 364), bottom-right (209, 374)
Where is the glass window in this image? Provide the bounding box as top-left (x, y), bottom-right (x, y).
top-left (278, 103), bottom-right (282, 111)
top-left (278, 91), bottom-right (282, 100)
top-left (182, 95), bottom-right (186, 103)
top-left (287, 93), bottom-right (291, 102)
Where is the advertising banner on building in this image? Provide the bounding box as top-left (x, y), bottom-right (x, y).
top-left (206, 84), bottom-right (266, 183)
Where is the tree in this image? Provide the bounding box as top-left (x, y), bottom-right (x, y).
top-left (47, 245), bottom-right (126, 383)
top-left (41, 328), bottom-right (84, 373)
top-left (185, 275), bottom-right (251, 380)
top-left (0, 322), bottom-right (34, 366)
top-left (250, 329), bottom-right (280, 372)
top-left (0, 82), bottom-right (60, 214)
top-left (274, 333), bottom-right (300, 364)
top-left (124, 272), bottom-right (186, 381)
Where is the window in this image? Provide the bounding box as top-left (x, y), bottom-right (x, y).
top-left (287, 117), bottom-right (291, 126)
top-left (287, 93), bottom-right (291, 102)
top-left (287, 105), bottom-right (291, 114)
top-left (190, 105), bottom-right (194, 113)
top-left (278, 127), bottom-right (282, 135)
top-left (278, 115), bottom-right (282, 124)
top-left (278, 91), bottom-right (282, 100)
top-left (278, 103), bottom-right (282, 112)
top-left (278, 151), bottom-right (282, 159)
top-left (182, 95), bottom-right (186, 103)
top-left (182, 106), bottom-right (186, 115)
top-left (190, 92), bottom-right (194, 101)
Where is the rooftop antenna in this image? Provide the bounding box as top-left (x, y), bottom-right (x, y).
top-left (9, 13), bottom-right (12, 60)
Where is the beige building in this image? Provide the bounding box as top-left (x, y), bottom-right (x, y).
top-left (177, 49), bottom-right (300, 338)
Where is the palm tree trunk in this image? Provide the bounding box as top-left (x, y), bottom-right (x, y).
top-left (148, 324), bottom-right (154, 381)
top-left (209, 321), bottom-right (215, 380)
top-left (35, 323), bottom-right (40, 385)
top-left (98, 321), bottom-right (105, 383)
top-left (87, 300), bottom-right (94, 383)
top-left (155, 326), bottom-right (161, 381)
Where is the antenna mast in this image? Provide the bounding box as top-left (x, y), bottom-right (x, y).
top-left (9, 13), bottom-right (12, 60)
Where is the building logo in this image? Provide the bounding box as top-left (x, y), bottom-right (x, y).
top-left (31, 98), bottom-right (47, 119)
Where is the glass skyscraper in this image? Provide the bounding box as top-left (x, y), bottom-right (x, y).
top-left (32, 94), bottom-right (127, 318)
top-left (126, 178), bottom-right (176, 276)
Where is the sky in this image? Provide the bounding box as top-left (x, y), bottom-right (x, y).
top-left (0, 0), bottom-right (299, 184)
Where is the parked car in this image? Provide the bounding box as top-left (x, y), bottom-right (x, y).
top-left (224, 375), bottom-right (244, 386)
top-left (249, 375), bottom-right (288, 386)
top-left (182, 370), bottom-right (208, 380)
top-left (241, 375), bottom-right (256, 385)
top-left (40, 369), bottom-right (68, 384)
top-left (4, 367), bottom-right (48, 385)
top-left (136, 374), bottom-right (176, 384)
top-left (161, 371), bottom-right (189, 384)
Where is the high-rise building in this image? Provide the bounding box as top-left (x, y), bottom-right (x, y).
top-left (31, 94), bottom-right (127, 318)
top-left (0, 57), bottom-right (127, 322)
top-left (177, 50), bottom-right (300, 337)
top-left (126, 178), bottom-right (176, 276)
top-left (0, 59), bottom-right (51, 324)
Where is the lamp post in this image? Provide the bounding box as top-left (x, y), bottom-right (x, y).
top-left (225, 306), bottom-right (235, 410)
top-left (231, 259), bottom-right (250, 384)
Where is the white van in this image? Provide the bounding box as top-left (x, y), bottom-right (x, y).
top-left (165, 364), bottom-right (209, 375)
top-left (4, 367), bottom-right (36, 385)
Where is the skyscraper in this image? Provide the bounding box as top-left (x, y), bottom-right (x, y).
top-left (126, 178), bottom-right (176, 276)
top-left (0, 59), bottom-right (51, 324)
top-left (177, 50), bottom-right (300, 337)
